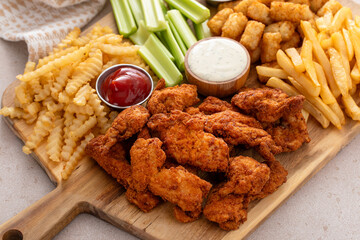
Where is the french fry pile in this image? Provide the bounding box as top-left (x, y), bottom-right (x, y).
top-left (256, 3), bottom-right (360, 129)
top-left (0, 24), bottom-right (155, 179)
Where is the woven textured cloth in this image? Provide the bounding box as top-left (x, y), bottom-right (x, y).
top-left (0, 0), bottom-right (106, 60)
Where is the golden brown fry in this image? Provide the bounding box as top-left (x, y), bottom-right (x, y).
top-left (261, 32), bottom-right (282, 63)
top-left (342, 28), bottom-right (354, 61)
top-left (332, 31), bottom-right (352, 90)
top-left (221, 12), bottom-right (248, 40)
top-left (310, 0), bottom-right (329, 13)
top-left (240, 21), bottom-right (265, 51)
top-left (317, 0), bottom-right (342, 16)
top-left (314, 62), bottom-right (336, 104)
top-left (207, 8), bottom-right (234, 36)
top-left (342, 94), bottom-right (360, 120)
top-left (285, 48), bottom-right (305, 72)
top-left (329, 7), bottom-right (352, 34)
top-left (269, 2), bottom-right (314, 23)
top-left (301, 40), bottom-right (320, 88)
top-left (327, 47), bottom-right (349, 96)
top-left (247, 1), bottom-right (272, 25)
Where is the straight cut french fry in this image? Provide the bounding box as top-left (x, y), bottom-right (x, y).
top-left (351, 64), bottom-right (360, 84)
top-left (327, 47), bottom-right (349, 96)
top-left (329, 7), bottom-right (352, 34)
top-left (332, 31), bottom-right (351, 90)
top-left (276, 50), bottom-right (320, 97)
top-left (300, 21), bottom-right (340, 98)
top-left (328, 101), bottom-right (346, 125)
top-left (314, 62), bottom-right (336, 104)
top-left (266, 77), bottom-right (330, 128)
top-left (256, 66), bottom-right (288, 79)
top-left (288, 76), bottom-right (341, 129)
top-left (301, 40), bottom-right (320, 88)
top-left (342, 29), bottom-right (354, 61)
top-left (342, 94), bottom-right (360, 120)
top-left (285, 48), bottom-right (305, 73)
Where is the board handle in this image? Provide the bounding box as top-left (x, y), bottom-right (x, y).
top-left (0, 185), bottom-right (83, 240)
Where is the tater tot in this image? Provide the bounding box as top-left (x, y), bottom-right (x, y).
top-left (310, 0), bottom-right (329, 13)
top-left (207, 8), bottom-right (234, 36)
top-left (260, 0), bottom-right (284, 7)
top-left (269, 2), bottom-right (314, 23)
top-left (234, 0), bottom-right (256, 14)
top-left (221, 12), bottom-right (248, 40)
top-left (247, 2), bottom-right (272, 25)
top-left (264, 21), bottom-right (295, 42)
top-left (240, 21), bottom-right (265, 51)
top-left (281, 32), bottom-right (301, 51)
top-left (261, 32), bottom-right (282, 63)
top-left (288, 0), bottom-right (310, 6)
top-left (218, 0), bottom-right (241, 11)
top-left (249, 47), bottom-right (261, 63)
top-left (317, 0), bottom-right (342, 16)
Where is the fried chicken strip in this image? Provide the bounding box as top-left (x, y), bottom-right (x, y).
top-left (148, 110), bottom-right (229, 172)
top-left (149, 166), bottom-right (212, 214)
top-left (103, 105), bottom-right (150, 150)
top-left (203, 184), bottom-right (250, 230)
top-left (125, 188), bottom-right (162, 213)
top-left (219, 156), bottom-right (270, 196)
top-left (147, 83), bottom-right (200, 115)
top-left (198, 96), bottom-right (239, 115)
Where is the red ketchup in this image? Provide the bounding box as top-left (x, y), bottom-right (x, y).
top-left (101, 66), bottom-right (151, 107)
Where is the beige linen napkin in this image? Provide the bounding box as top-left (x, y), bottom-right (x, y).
top-left (0, 0), bottom-right (106, 61)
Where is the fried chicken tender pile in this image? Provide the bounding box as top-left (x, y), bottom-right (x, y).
top-left (85, 81), bottom-right (307, 230)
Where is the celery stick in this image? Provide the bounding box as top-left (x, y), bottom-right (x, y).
top-left (194, 20), bottom-right (211, 40)
top-left (161, 22), bottom-right (185, 72)
top-left (128, 0), bottom-right (144, 26)
top-left (168, 19), bottom-right (187, 55)
top-left (167, 10), bottom-right (197, 49)
top-left (139, 35), bottom-right (183, 86)
top-left (141, 0), bottom-right (166, 32)
top-left (159, 0), bottom-right (168, 15)
top-left (110, 0), bottom-right (137, 37)
top-left (129, 20), bottom-right (150, 45)
top-left (150, 33), bottom-right (174, 61)
top-left (164, 0), bottom-right (210, 24)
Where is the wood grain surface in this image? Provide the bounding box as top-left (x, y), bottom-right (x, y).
top-left (1, 1), bottom-right (360, 239)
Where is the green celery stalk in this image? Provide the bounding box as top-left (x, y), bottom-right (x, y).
top-left (110, 0), bottom-right (137, 37)
top-left (128, 0), bottom-right (144, 26)
top-left (194, 20), bottom-right (211, 40)
top-left (167, 10), bottom-right (197, 49)
top-left (159, 0), bottom-right (168, 15)
top-left (161, 22), bottom-right (185, 71)
top-left (150, 33), bottom-right (174, 61)
top-left (129, 20), bottom-right (151, 45)
top-left (164, 0), bottom-right (210, 24)
top-left (168, 19), bottom-right (187, 55)
top-left (141, 0), bottom-right (166, 32)
top-left (139, 34), bottom-right (183, 87)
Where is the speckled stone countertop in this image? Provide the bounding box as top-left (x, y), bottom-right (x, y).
top-left (0, 2), bottom-right (359, 239)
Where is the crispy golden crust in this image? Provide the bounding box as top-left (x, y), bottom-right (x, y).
top-left (130, 138), bottom-right (166, 192)
top-left (173, 206), bottom-right (202, 223)
top-left (221, 12), bottom-right (248, 40)
top-left (149, 166), bottom-right (212, 212)
top-left (103, 105), bottom-right (150, 150)
top-left (288, 0), bottom-right (310, 5)
top-left (234, 0), bottom-right (256, 14)
top-left (310, 0), bottom-right (329, 13)
top-left (281, 32), bottom-right (301, 51)
top-left (231, 87), bottom-right (303, 123)
top-left (137, 127), bottom-right (152, 140)
top-left (203, 184), bottom-right (249, 230)
top-left (218, 0), bottom-right (241, 11)
top-left (148, 111), bottom-right (230, 172)
top-left (259, 0), bottom-right (284, 6)
top-left (219, 156), bottom-right (270, 196)
top-left (204, 110), bottom-right (281, 161)
top-left (198, 96), bottom-right (238, 115)
top-left (269, 2), bottom-right (314, 23)
top-left (251, 160), bottom-right (288, 199)
top-left (247, 1), bottom-right (272, 25)
top-left (147, 84), bottom-right (200, 115)
top-left (207, 8), bottom-right (234, 36)
top-left (249, 47), bottom-right (261, 63)
top-left (317, 0), bottom-right (341, 16)
top-left (85, 135), bottom-right (132, 188)
top-left (264, 21), bottom-right (295, 42)
top-left (240, 21), bottom-right (265, 51)
top-left (125, 187), bottom-right (162, 213)
top-left (260, 32), bottom-right (282, 63)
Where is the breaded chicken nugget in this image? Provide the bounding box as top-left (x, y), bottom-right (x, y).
top-left (207, 8), bottom-right (234, 36)
top-left (234, 0), bottom-right (256, 14)
top-left (125, 188), bottom-right (162, 213)
top-left (261, 32), bottom-right (282, 63)
top-left (269, 2), bottom-right (314, 22)
top-left (218, 0), bottom-right (241, 11)
top-left (264, 21), bottom-right (295, 42)
top-left (317, 0), bottom-right (342, 16)
top-left (240, 21), bottom-right (265, 51)
top-left (221, 12), bottom-right (248, 40)
top-left (249, 47), bottom-right (261, 63)
top-left (310, 0), bottom-right (329, 13)
top-left (281, 32), bottom-right (301, 50)
top-left (247, 1), bottom-right (272, 25)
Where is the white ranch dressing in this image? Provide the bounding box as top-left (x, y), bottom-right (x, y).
top-left (187, 38), bottom-right (248, 82)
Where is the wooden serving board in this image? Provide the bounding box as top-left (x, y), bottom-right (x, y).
top-left (1, 1), bottom-right (360, 239)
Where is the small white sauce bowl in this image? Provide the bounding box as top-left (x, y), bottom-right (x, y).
top-left (95, 64), bottom-right (154, 110)
top-left (185, 37), bottom-right (250, 98)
